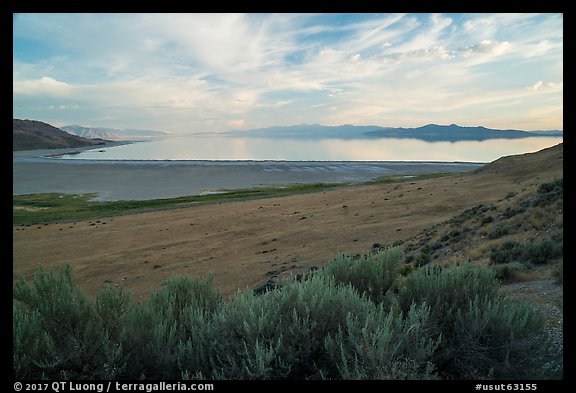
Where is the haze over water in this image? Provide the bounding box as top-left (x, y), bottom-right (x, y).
top-left (59, 135), bottom-right (562, 163)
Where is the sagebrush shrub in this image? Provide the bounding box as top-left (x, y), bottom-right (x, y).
top-left (123, 275), bottom-right (222, 379)
top-left (522, 239), bottom-right (562, 265)
top-left (491, 238), bottom-right (562, 266)
top-left (13, 249), bottom-right (559, 380)
top-left (319, 247), bottom-right (403, 303)
top-left (490, 262), bottom-right (526, 282)
top-left (13, 265), bottom-right (132, 379)
top-left (393, 263), bottom-right (556, 379)
top-left (323, 303), bottom-right (438, 379)
top-left (490, 241), bottom-right (524, 264)
top-left (209, 274), bottom-right (379, 379)
top-left (447, 296), bottom-right (552, 379)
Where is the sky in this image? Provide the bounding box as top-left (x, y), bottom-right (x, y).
top-left (13, 13), bottom-right (563, 134)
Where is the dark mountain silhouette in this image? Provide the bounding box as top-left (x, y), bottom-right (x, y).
top-left (13, 119), bottom-right (108, 151)
top-left (364, 124), bottom-right (562, 141)
top-left (226, 123), bottom-right (562, 141)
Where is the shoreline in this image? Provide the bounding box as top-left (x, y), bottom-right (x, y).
top-left (14, 146), bottom-right (484, 201)
top-left (14, 145), bottom-right (486, 166)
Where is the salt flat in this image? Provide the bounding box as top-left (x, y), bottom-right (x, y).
top-left (13, 148), bottom-right (482, 201)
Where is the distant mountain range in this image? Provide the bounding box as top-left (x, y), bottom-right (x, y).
top-left (224, 123), bottom-right (563, 141)
top-left (61, 125), bottom-right (168, 141)
top-left (14, 120), bottom-right (563, 152)
top-left (13, 119), bottom-right (108, 151)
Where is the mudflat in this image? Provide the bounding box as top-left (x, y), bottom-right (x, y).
top-left (12, 144), bottom-right (562, 300)
top-left (13, 147), bottom-right (481, 201)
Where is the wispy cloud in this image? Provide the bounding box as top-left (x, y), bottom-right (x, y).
top-left (13, 13), bottom-right (563, 132)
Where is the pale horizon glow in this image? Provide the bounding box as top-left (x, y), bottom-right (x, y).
top-left (13, 13), bottom-right (563, 134)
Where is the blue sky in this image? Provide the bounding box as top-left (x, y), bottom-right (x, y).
top-left (13, 13), bottom-right (563, 134)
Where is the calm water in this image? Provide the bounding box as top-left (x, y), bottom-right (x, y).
top-left (58, 135), bottom-right (563, 163)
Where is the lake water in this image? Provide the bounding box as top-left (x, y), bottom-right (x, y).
top-left (57, 135), bottom-right (562, 163)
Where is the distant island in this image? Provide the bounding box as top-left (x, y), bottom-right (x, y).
top-left (13, 119), bottom-right (109, 151)
top-left (61, 125), bottom-right (168, 141)
top-left (224, 123), bottom-right (563, 142)
top-left (13, 119), bottom-right (170, 151)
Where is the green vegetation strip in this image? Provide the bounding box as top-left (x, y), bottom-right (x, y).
top-left (366, 172), bottom-right (455, 184)
top-left (13, 183), bottom-right (344, 226)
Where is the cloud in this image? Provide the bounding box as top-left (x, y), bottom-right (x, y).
top-left (387, 13), bottom-right (452, 54)
top-left (462, 13), bottom-right (539, 39)
top-left (456, 40), bottom-right (511, 57)
top-left (13, 76), bottom-right (72, 96)
top-left (527, 81), bottom-right (563, 92)
top-left (48, 104), bottom-right (79, 110)
top-left (398, 46), bottom-right (455, 61)
top-left (529, 81), bottom-right (544, 91)
top-left (518, 39), bottom-right (563, 58)
top-left (13, 13), bottom-right (563, 132)
top-left (547, 82), bottom-right (563, 90)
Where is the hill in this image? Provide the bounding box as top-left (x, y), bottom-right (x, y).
top-left (225, 123), bottom-right (563, 141)
top-left (61, 125), bottom-right (168, 140)
top-left (398, 143), bottom-right (563, 275)
top-left (364, 123), bottom-right (562, 141)
top-left (13, 119), bottom-right (108, 151)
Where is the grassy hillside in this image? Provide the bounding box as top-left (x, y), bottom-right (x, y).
top-left (13, 119), bottom-right (107, 151)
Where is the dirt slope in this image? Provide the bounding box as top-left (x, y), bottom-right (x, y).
top-left (13, 144), bottom-right (563, 300)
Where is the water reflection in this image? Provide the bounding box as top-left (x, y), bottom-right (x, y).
top-left (59, 136), bottom-right (563, 163)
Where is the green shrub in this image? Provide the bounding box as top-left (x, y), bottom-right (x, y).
top-left (441, 229), bottom-right (463, 243)
top-left (415, 250), bottom-right (432, 267)
top-left (488, 225), bottom-right (510, 239)
top-left (123, 275), bottom-right (222, 379)
top-left (501, 206), bottom-right (526, 219)
top-left (319, 247), bottom-right (403, 303)
top-left (397, 263), bottom-right (414, 277)
top-left (208, 270), bottom-right (440, 380)
top-left (490, 241), bottom-right (523, 264)
top-left (450, 204), bottom-right (490, 225)
top-left (428, 240), bottom-right (444, 251)
top-left (13, 305), bottom-right (54, 379)
top-left (395, 264), bottom-right (554, 379)
top-left (13, 252), bottom-right (559, 380)
top-left (209, 274), bottom-right (378, 379)
top-left (13, 267), bottom-right (222, 380)
top-left (323, 303), bottom-right (438, 379)
top-left (491, 262), bottom-right (527, 283)
top-left (522, 239), bottom-right (562, 265)
top-left (481, 216), bottom-right (494, 225)
top-left (491, 238), bottom-right (562, 266)
top-left (533, 178), bottom-right (563, 206)
top-left (13, 265), bottom-right (132, 379)
top-left (396, 264), bottom-right (501, 319)
top-left (446, 297), bottom-right (552, 379)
